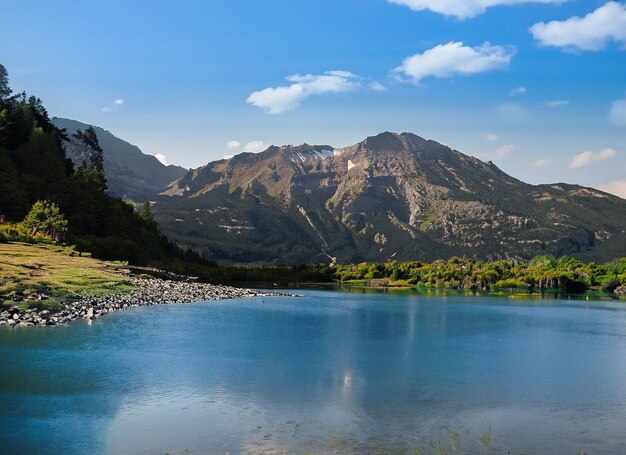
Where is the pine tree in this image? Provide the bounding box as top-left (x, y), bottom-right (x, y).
top-left (0, 64), bottom-right (11, 100)
top-left (140, 201), bottom-right (157, 229)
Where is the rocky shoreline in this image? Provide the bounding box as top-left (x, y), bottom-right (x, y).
top-left (0, 278), bottom-right (295, 328)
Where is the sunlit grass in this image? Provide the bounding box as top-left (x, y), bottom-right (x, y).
top-left (0, 242), bottom-right (134, 298)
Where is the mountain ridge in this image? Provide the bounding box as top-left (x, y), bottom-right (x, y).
top-left (151, 131), bottom-right (626, 264)
top-left (52, 117), bottom-right (187, 201)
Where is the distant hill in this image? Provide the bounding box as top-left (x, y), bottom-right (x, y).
top-left (154, 132), bottom-right (626, 264)
top-left (52, 118), bottom-right (187, 201)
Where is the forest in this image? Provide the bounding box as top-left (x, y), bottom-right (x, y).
top-left (0, 64), bottom-right (210, 272)
top-left (1, 63), bottom-right (625, 295)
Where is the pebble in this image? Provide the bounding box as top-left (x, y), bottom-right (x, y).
top-left (0, 278), bottom-right (296, 328)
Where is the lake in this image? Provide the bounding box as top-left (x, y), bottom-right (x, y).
top-left (1, 290), bottom-right (626, 454)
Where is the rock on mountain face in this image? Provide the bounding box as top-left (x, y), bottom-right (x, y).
top-left (52, 118), bottom-right (187, 201)
top-left (154, 132), bottom-right (626, 264)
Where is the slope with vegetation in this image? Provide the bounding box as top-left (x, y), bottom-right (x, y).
top-left (0, 242), bottom-right (132, 310)
top-left (52, 117), bottom-right (187, 202)
top-left (156, 132), bottom-right (626, 264)
top-left (0, 64), bottom-right (211, 272)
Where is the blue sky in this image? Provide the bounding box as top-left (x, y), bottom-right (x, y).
top-left (1, 0), bottom-right (625, 196)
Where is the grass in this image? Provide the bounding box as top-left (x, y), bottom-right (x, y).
top-left (3, 298), bottom-right (62, 311)
top-left (0, 242), bottom-right (134, 299)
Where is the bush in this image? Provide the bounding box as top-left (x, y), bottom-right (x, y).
top-left (0, 223), bottom-right (53, 244)
top-left (22, 200), bottom-right (68, 242)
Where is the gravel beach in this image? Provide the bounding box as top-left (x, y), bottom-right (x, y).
top-left (0, 277), bottom-right (293, 328)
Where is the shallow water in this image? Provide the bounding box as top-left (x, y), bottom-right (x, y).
top-left (1, 291), bottom-right (626, 454)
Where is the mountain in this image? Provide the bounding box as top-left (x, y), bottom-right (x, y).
top-left (153, 132), bottom-right (626, 264)
top-left (52, 118), bottom-right (187, 201)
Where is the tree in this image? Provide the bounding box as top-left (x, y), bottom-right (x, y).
top-left (0, 64), bottom-right (10, 100)
top-left (139, 201), bottom-right (157, 229)
top-left (73, 126), bottom-right (104, 173)
top-left (22, 200), bottom-right (68, 242)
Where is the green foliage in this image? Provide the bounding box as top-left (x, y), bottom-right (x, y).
top-left (6, 298), bottom-right (62, 312)
top-left (73, 126), bottom-right (104, 172)
top-left (0, 223), bottom-right (54, 244)
top-left (0, 64), bottom-right (10, 99)
top-left (333, 255), bottom-right (626, 294)
top-left (139, 201), bottom-right (157, 229)
top-left (22, 200), bottom-right (68, 241)
top-left (0, 65), bottom-right (215, 272)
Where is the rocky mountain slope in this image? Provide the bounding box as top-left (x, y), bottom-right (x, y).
top-left (153, 132), bottom-right (626, 264)
top-left (52, 117), bottom-right (187, 201)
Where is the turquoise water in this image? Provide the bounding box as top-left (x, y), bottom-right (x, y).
top-left (2, 291), bottom-right (626, 454)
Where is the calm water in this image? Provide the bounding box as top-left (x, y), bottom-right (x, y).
top-left (1, 291), bottom-right (626, 455)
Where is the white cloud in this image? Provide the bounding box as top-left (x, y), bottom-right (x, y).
top-left (394, 42), bottom-right (514, 84)
top-left (530, 2), bottom-right (626, 51)
top-left (599, 179), bottom-right (626, 199)
top-left (154, 153), bottom-right (167, 165)
top-left (247, 71), bottom-right (358, 114)
top-left (243, 140), bottom-right (268, 153)
top-left (533, 158), bottom-right (552, 167)
top-left (569, 148), bottom-right (617, 168)
top-left (222, 154), bottom-right (234, 160)
top-left (610, 97), bottom-right (626, 127)
top-left (486, 133), bottom-right (498, 141)
top-left (547, 100), bottom-right (569, 108)
top-left (509, 86), bottom-right (526, 96)
top-left (101, 99), bottom-right (124, 112)
top-left (388, 0), bottom-right (566, 20)
top-left (369, 81), bottom-right (387, 91)
top-left (226, 140), bottom-right (241, 149)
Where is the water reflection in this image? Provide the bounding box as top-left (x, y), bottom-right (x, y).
top-left (1, 292), bottom-right (626, 454)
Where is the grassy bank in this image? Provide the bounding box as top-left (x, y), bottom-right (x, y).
top-left (0, 242), bottom-right (133, 307)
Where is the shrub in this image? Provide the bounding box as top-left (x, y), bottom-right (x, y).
top-left (0, 223), bottom-right (53, 244)
top-left (22, 200), bottom-right (68, 242)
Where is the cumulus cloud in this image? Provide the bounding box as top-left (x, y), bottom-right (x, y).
top-left (599, 179), bottom-right (626, 199)
top-left (509, 86), bottom-right (526, 96)
top-left (243, 140), bottom-right (268, 153)
top-left (114, 99), bottom-right (124, 105)
top-left (222, 154), bottom-right (234, 160)
top-left (533, 158), bottom-right (552, 167)
top-left (154, 153), bottom-right (167, 165)
top-left (547, 100), bottom-right (569, 108)
top-left (247, 71), bottom-right (359, 114)
top-left (530, 2), bottom-right (626, 51)
top-left (610, 97), bottom-right (626, 127)
top-left (394, 42), bottom-right (514, 84)
top-left (387, 0), bottom-right (566, 20)
top-left (569, 148), bottom-right (617, 168)
top-left (226, 140), bottom-right (241, 149)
